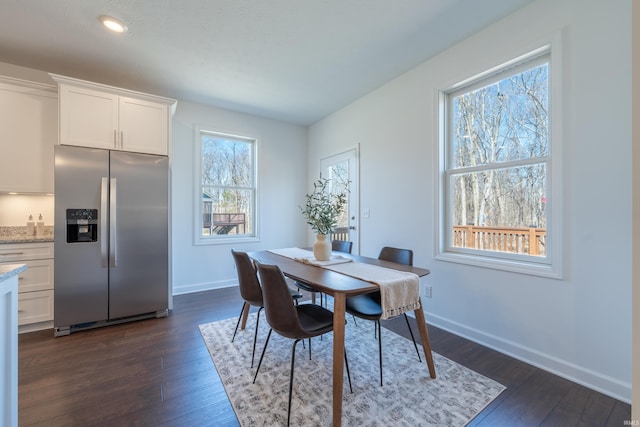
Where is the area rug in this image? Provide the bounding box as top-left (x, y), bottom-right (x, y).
top-left (199, 311), bottom-right (505, 427)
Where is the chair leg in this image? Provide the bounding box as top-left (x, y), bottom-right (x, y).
top-left (403, 313), bottom-right (422, 363)
top-left (344, 350), bottom-right (353, 394)
top-left (377, 320), bottom-right (383, 386)
top-left (251, 307), bottom-right (263, 368)
top-left (288, 339), bottom-right (302, 427)
top-left (231, 302), bottom-right (247, 343)
top-left (253, 329), bottom-right (273, 384)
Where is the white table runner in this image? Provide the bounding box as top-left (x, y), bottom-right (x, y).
top-left (268, 247), bottom-right (421, 319)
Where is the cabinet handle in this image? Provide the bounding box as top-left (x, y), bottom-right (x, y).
top-left (0, 252), bottom-right (25, 256)
top-left (120, 130), bottom-right (124, 149)
top-left (18, 276), bottom-right (24, 280)
top-left (114, 129), bottom-right (117, 149)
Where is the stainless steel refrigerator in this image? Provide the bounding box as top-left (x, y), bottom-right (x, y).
top-left (54, 145), bottom-right (169, 336)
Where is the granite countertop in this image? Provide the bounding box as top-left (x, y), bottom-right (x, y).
top-left (0, 263), bottom-right (27, 282)
top-left (0, 226), bottom-right (54, 244)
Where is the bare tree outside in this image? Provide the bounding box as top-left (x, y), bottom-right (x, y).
top-left (448, 59), bottom-right (549, 256)
top-left (324, 160), bottom-right (350, 229)
top-left (201, 133), bottom-right (255, 236)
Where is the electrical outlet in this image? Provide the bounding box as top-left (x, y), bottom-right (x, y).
top-left (422, 284), bottom-right (432, 299)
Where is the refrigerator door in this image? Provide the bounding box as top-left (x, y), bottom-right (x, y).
top-left (54, 145), bottom-right (109, 326)
top-left (108, 151), bottom-right (168, 319)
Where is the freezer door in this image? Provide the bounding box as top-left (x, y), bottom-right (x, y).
top-left (54, 145), bottom-right (110, 326)
top-left (108, 151), bottom-right (168, 319)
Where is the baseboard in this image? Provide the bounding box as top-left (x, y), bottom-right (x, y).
top-left (19, 320), bottom-right (53, 334)
top-left (172, 279), bottom-right (236, 295)
top-left (425, 311), bottom-right (631, 404)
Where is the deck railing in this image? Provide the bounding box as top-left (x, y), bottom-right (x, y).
top-left (332, 227), bottom-right (350, 242)
top-left (203, 213), bottom-right (246, 235)
top-left (453, 225), bottom-right (546, 256)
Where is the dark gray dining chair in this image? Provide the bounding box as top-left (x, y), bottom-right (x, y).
top-left (230, 249), bottom-right (302, 368)
top-left (345, 246), bottom-right (422, 386)
top-left (253, 261), bottom-right (352, 427)
top-left (296, 239), bottom-right (352, 306)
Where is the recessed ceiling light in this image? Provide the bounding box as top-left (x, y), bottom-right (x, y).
top-left (99, 15), bottom-right (128, 33)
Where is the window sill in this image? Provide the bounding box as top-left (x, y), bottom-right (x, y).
top-left (194, 235), bottom-right (260, 246)
top-left (435, 249), bottom-right (562, 279)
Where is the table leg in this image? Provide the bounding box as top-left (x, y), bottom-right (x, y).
top-left (332, 292), bottom-right (346, 427)
top-left (240, 303), bottom-right (250, 331)
top-left (414, 299), bottom-right (436, 379)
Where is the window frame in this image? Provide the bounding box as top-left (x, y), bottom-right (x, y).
top-left (193, 125), bottom-right (259, 245)
top-left (435, 40), bottom-right (563, 279)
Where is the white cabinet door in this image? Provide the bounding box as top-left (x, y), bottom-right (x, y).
top-left (53, 75), bottom-right (174, 156)
top-left (13, 259), bottom-right (53, 293)
top-left (0, 243), bottom-right (54, 331)
top-left (119, 96), bottom-right (168, 155)
top-left (18, 290), bottom-right (53, 325)
top-left (0, 82), bottom-right (57, 193)
top-left (59, 84), bottom-right (119, 150)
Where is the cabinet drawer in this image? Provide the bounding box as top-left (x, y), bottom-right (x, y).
top-left (10, 259), bottom-right (53, 293)
top-left (0, 243), bottom-right (54, 262)
top-left (18, 290), bottom-right (53, 325)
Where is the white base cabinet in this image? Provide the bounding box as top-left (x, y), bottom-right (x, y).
top-left (51, 74), bottom-right (176, 156)
top-left (0, 243), bottom-right (54, 332)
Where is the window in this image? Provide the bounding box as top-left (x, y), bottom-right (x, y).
top-left (438, 45), bottom-right (562, 277)
top-left (195, 128), bottom-right (257, 243)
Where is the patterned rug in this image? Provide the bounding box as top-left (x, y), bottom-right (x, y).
top-left (199, 310), bottom-right (505, 426)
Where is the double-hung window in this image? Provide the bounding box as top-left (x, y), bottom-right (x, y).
top-left (438, 45), bottom-right (562, 277)
top-left (195, 128), bottom-right (257, 243)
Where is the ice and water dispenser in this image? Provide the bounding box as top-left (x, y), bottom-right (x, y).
top-left (66, 209), bottom-right (98, 243)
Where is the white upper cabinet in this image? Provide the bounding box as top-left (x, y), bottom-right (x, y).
top-left (58, 84), bottom-right (119, 151)
top-left (51, 74), bottom-right (176, 156)
top-left (118, 96), bottom-right (169, 155)
top-left (0, 77), bottom-right (57, 193)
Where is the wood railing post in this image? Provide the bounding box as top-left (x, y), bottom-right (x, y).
top-left (466, 225), bottom-right (475, 249)
top-left (529, 227), bottom-right (538, 256)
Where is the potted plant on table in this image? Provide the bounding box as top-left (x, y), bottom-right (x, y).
top-left (300, 178), bottom-right (348, 261)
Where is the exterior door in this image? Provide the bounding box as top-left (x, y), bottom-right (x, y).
top-left (320, 147), bottom-right (360, 254)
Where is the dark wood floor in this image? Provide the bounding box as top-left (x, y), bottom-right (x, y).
top-left (19, 287), bottom-right (630, 426)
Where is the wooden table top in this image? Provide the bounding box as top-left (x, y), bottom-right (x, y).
top-left (247, 249), bottom-right (430, 297)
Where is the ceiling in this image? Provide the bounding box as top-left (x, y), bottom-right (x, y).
top-left (0, 0), bottom-right (534, 126)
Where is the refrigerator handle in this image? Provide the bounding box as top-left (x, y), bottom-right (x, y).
top-left (110, 177), bottom-right (117, 267)
top-left (100, 177), bottom-right (109, 268)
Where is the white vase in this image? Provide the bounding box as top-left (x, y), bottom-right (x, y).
top-left (313, 233), bottom-right (331, 261)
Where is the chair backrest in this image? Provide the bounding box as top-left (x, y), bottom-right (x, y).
top-left (378, 246), bottom-right (413, 266)
top-left (332, 239), bottom-right (353, 254)
top-left (231, 249), bottom-right (263, 306)
top-left (255, 262), bottom-right (305, 339)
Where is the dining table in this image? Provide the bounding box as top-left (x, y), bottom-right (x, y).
top-left (247, 248), bottom-right (436, 427)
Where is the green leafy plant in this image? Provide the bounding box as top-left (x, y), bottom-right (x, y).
top-left (300, 178), bottom-right (348, 235)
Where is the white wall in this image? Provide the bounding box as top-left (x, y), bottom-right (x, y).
top-left (632, 1), bottom-right (639, 421)
top-left (170, 100), bottom-right (308, 295)
top-left (308, 0), bottom-right (632, 402)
